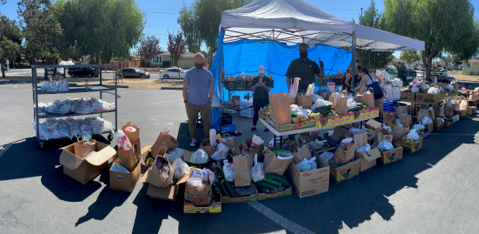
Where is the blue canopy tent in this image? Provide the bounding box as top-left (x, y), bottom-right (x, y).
top-left (209, 36), bottom-right (352, 130)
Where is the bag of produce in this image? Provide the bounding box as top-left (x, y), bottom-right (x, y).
top-left (251, 154), bottom-right (265, 182)
top-left (296, 156), bottom-right (317, 172)
top-left (58, 79), bottom-right (69, 92)
top-left (211, 143), bottom-right (229, 161)
top-left (406, 129), bottom-right (420, 141)
top-left (223, 160), bottom-right (235, 182)
top-left (166, 148), bottom-right (184, 163)
top-left (378, 140), bottom-right (394, 151)
top-left (190, 149), bottom-right (209, 164)
top-left (172, 158), bottom-right (189, 179)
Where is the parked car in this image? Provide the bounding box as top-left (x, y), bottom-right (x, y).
top-left (439, 67), bottom-right (448, 72)
top-left (431, 72), bottom-right (456, 83)
top-left (160, 67), bottom-right (186, 79)
top-left (68, 67), bottom-right (95, 78)
top-left (47, 68), bottom-right (64, 76)
top-left (122, 67), bottom-right (150, 78)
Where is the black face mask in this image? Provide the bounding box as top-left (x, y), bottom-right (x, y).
top-left (195, 63), bottom-right (204, 70)
top-left (300, 51), bottom-right (308, 59)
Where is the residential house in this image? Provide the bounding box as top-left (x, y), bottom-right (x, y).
top-left (151, 52), bottom-right (196, 69)
top-left (462, 58), bottom-right (479, 75)
top-left (392, 58), bottom-right (407, 69)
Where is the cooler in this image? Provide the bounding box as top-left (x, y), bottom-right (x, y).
top-left (240, 99), bottom-right (254, 118)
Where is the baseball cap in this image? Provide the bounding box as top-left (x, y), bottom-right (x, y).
top-left (258, 65), bottom-right (265, 74)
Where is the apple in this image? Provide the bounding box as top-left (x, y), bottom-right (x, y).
top-left (292, 117), bottom-right (299, 123)
top-left (265, 111), bottom-right (270, 116)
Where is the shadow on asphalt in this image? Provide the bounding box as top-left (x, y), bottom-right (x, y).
top-left (0, 114), bottom-right (478, 233)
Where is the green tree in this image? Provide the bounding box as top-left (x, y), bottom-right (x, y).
top-left (18, 0), bottom-right (64, 78)
top-left (61, 0), bottom-right (145, 76)
top-left (400, 51), bottom-right (420, 68)
top-left (0, 16), bottom-right (22, 74)
top-left (355, 0), bottom-right (394, 70)
top-left (178, 0), bottom-right (252, 55)
top-left (384, 0), bottom-right (479, 81)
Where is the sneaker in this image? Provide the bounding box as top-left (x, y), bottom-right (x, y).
top-left (264, 128), bottom-right (269, 132)
top-left (190, 139), bottom-right (197, 147)
top-left (251, 126), bottom-right (257, 131)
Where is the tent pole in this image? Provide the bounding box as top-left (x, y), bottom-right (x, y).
top-left (351, 32), bottom-right (357, 92)
top-left (368, 49), bottom-right (371, 71)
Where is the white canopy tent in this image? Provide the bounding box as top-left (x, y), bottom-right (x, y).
top-left (218, 0), bottom-right (425, 86)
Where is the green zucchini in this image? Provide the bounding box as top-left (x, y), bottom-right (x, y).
top-left (220, 180), bottom-right (230, 197)
top-left (259, 188), bottom-right (270, 194)
top-left (265, 173), bottom-right (290, 186)
top-left (224, 180), bottom-right (235, 198)
top-left (262, 178), bottom-right (282, 186)
top-left (256, 181), bottom-right (276, 190)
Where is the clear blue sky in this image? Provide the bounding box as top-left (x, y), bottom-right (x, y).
top-left (1, 0), bottom-right (478, 59)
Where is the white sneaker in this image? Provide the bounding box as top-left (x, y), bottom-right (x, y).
top-left (190, 139), bottom-right (197, 147)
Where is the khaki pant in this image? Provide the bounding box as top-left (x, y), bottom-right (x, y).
top-left (185, 101), bottom-right (211, 139)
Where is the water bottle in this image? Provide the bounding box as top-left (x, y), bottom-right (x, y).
top-left (85, 79), bottom-right (89, 90)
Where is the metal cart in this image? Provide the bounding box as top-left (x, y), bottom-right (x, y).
top-left (32, 64), bottom-right (118, 149)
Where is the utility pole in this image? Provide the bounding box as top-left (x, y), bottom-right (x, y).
top-left (361, 8), bottom-right (363, 17)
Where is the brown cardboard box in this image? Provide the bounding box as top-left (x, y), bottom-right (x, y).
top-left (110, 155), bottom-right (141, 192)
top-left (200, 139), bottom-right (216, 157)
top-left (415, 92), bottom-right (445, 104)
top-left (183, 179), bottom-right (222, 213)
top-left (151, 133), bottom-right (178, 153)
top-left (394, 137), bottom-right (423, 155)
top-left (184, 171), bottom-right (213, 206)
top-left (146, 168), bottom-right (191, 201)
top-left (355, 146), bottom-right (381, 172)
top-left (434, 107), bottom-right (445, 117)
top-left (288, 147), bottom-right (330, 198)
top-left (365, 119), bottom-right (382, 130)
top-left (330, 158), bottom-right (361, 184)
top-left (59, 140), bottom-right (116, 185)
top-left (379, 144), bottom-right (403, 165)
top-left (289, 97), bottom-right (296, 105)
top-left (257, 185), bottom-right (292, 201)
top-left (296, 95), bottom-right (312, 109)
top-left (375, 128), bottom-right (393, 144)
top-left (299, 132), bottom-right (320, 144)
top-left (400, 92), bottom-right (415, 102)
top-left (221, 184), bottom-right (258, 204)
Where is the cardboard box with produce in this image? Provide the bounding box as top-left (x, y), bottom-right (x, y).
top-left (329, 138), bottom-right (361, 184)
top-left (392, 124), bottom-right (423, 155)
top-left (376, 142), bottom-right (403, 165)
top-left (183, 168), bottom-right (222, 213)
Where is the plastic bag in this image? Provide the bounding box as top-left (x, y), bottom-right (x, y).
top-left (58, 79), bottom-right (69, 92)
top-left (47, 80), bottom-right (58, 92)
top-left (289, 77), bottom-right (300, 98)
top-left (436, 117), bottom-right (444, 123)
top-left (251, 134), bottom-right (264, 147)
top-left (406, 129), bottom-right (420, 141)
top-left (413, 124), bottom-right (425, 130)
top-left (211, 143), bottom-right (229, 161)
top-left (116, 130), bottom-right (132, 151)
top-left (422, 116), bottom-right (433, 125)
top-left (187, 169), bottom-right (207, 191)
top-left (319, 151), bottom-right (334, 163)
top-left (427, 87), bottom-right (440, 95)
top-left (311, 98), bottom-right (332, 110)
top-left (203, 168), bottom-right (215, 184)
top-left (251, 154), bottom-right (265, 182)
top-left (306, 83), bottom-right (315, 96)
top-left (439, 87), bottom-right (445, 92)
top-left (312, 94), bottom-right (323, 103)
top-left (163, 123), bottom-right (174, 135)
top-left (309, 139), bottom-right (327, 150)
top-left (111, 163), bottom-right (129, 173)
top-left (296, 156), bottom-right (317, 172)
top-left (395, 119), bottom-right (404, 127)
top-left (378, 140), bottom-right (394, 151)
top-left (277, 150), bottom-right (294, 159)
top-left (357, 143), bottom-right (371, 153)
top-left (190, 149), bottom-right (209, 164)
top-left (411, 87), bottom-right (420, 93)
top-left (41, 81), bottom-right (49, 92)
top-left (166, 148), bottom-right (184, 163)
top-left (290, 104), bottom-right (309, 118)
top-left (446, 85), bottom-right (454, 91)
top-left (347, 97), bottom-right (358, 109)
top-left (223, 160), bottom-right (235, 182)
top-left (451, 115), bottom-right (460, 122)
top-left (172, 159), bottom-right (189, 179)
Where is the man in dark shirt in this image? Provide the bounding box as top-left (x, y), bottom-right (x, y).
top-left (251, 65), bottom-right (272, 132)
top-left (286, 43), bottom-right (324, 93)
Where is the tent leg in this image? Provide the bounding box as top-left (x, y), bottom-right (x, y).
top-left (351, 33), bottom-right (357, 91)
top-left (368, 49), bottom-right (371, 71)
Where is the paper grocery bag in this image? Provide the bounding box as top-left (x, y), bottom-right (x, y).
top-left (459, 100), bottom-right (469, 110)
top-left (393, 124), bottom-right (409, 140)
top-left (289, 97), bottom-right (296, 105)
top-left (353, 132), bottom-right (368, 149)
top-left (233, 155), bottom-right (252, 187)
top-left (296, 94), bottom-right (313, 109)
top-left (152, 133), bottom-right (178, 153)
top-left (200, 139), bottom-right (216, 157)
top-left (331, 143), bottom-right (356, 166)
top-left (434, 107), bottom-right (445, 117)
top-left (356, 88), bottom-right (375, 108)
top-left (417, 109), bottom-right (430, 124)
top-left (122, 122), bottom-right (139, 145)
top-left (384, 111), bottom-right (397, 124)
top-left (292, 144), bottom-right (311, 164)
top-left (398, 114), bottom-right (412, 127)
top-left (74, 139), bottom-right (96, 159)
top-left (118, 138), bottom-right (141, 172)
top-left (330, 90), bottom-right (348, 115)
top-left (396, 106), bottom-right (409, 115)
top-left (330, 126), bottom-right (350, 142)
top-left (445, 106), bottom-right (454, 118)
top-left (221, 135), bottom-right (238, 152)
top-left (269, 93), bottom-right (292, 124)
top-left (263, 148), bottom-right (293, 176)
top-left (146, 153), bottom-right (174, 188)
top-left (428, 109), bottom-right (435, 120)
top-left (375, 128), bottom-right (393, 144)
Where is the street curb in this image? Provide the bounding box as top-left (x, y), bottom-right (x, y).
top-left (161, 87), bottom-right (182, 90)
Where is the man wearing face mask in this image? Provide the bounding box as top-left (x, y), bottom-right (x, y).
top-left (251, 65), bottom-right (272, 132)
top-left (286, 43), bottom-right (324, 93)
top-left (183, 52), bottom-right (214, 147)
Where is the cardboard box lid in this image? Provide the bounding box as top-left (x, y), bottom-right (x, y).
top-left (365, 119), bottom-right (382, 130)
top-left (359, 147), bottom-right (381, 162)
top-left (60, 141), bottom-right (115, 170)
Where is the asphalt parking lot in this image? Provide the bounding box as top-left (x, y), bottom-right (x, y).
top-left (1, 83), bottom-right (479, 234)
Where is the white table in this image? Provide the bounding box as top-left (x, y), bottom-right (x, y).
top-left (259, 116), bottom-right (378, 147)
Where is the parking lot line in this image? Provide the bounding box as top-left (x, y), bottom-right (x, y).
top-left (248, 201), bottom-right (316, 234)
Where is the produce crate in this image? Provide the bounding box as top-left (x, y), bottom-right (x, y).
top-left (418, 129), bottom-right (430, 139)
top-left (224, 81), bottom-right (236, 90)
top-left (236, 81), bottom-right (246, 90)
top-left (257, 186), bottom-right (292, 201)
top-left (315, 79), bottom-right (328, 87)
top-left (246, 81), bottom-right (253, 89)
